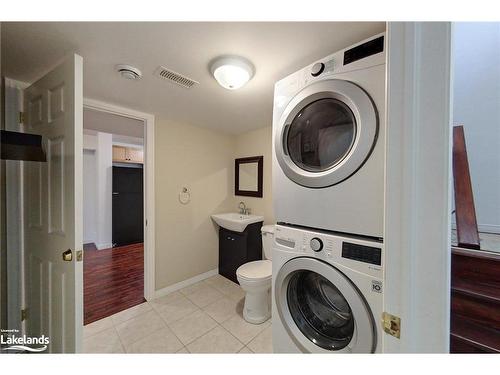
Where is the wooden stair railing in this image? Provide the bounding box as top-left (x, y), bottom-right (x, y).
top-left (450, 125), bottom-right (500, 353)
top-left (452, 126), bottom-right (480, 249)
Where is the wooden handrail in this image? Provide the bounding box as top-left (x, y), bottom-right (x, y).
top-left (452, 126), bottom-right (480, 250)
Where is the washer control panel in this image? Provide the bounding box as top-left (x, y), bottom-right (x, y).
top-left (274, 225), bottom-right (383, 277)
top-left (342, 242), bottom-right (381, 266)
top-left (310, 237), bottom-right (323, 252)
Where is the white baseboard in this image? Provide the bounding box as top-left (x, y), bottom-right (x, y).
top-left (477, 224), bottom-right (500, 234)
top-left (96, 243), bottom-right (113, 250)
top-left (152, 268), bottom-right (218, 300)
top-left (451, 222), bottom-right (500, 234)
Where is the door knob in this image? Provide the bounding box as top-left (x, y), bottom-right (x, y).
top-left (62, 249), bottom-right (73, 262)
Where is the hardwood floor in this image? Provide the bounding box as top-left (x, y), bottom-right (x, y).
top-left (84, 242), bottom-right (145, 325)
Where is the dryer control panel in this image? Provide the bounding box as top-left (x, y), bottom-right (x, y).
top-left (273, 224), bottom-right (383, 278)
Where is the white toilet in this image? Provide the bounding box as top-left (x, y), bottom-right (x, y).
top-left (236, 225), bottom-right (275, 324)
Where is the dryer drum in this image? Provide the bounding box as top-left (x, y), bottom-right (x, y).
top-left (275, 79), bottom-right (378, 188)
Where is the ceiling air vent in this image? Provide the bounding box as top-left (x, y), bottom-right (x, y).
top-left (154, 66), bottom-right (199, 89)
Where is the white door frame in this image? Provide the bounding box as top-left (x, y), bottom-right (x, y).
top-left (384, 22), bottom-right (453, 352)
top-left (4, 78), bottom-right (29, 335)
top-left (83, 98), bottom-right (156, 301)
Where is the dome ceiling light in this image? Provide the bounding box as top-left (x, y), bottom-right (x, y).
top-left (210, 56), bottom-right (254, 90)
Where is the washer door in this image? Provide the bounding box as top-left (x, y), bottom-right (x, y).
top-left (275, 79), bottom-right (378, 188)
top-left (274, 257), bottom-right (376, 353)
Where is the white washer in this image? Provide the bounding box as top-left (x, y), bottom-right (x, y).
top-left (272, 224), bottom-right (383, 353)
top-left (272, 33), bottom-right (386, 238)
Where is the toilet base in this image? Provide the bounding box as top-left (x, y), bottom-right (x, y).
top-left (241, 286), bottom-right (271, 324)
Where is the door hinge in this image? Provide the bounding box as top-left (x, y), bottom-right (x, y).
top-left (19, 111), bottom-right (24, 124)
top-left (21, 308), bottom-right (28, 322)
top-left (382, 312), bottom-right (401, 339)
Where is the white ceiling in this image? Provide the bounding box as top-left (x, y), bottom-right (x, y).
top-left (2, 22), bottom-right (385, 134)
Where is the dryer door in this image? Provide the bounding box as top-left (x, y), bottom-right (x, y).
top-left (274, 257), bottom-right (376, 353)
top-left (275, 79), bottom-right (378, 188)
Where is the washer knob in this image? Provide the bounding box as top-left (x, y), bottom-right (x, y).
top-left (311, 62), bottom-right (325, 77)
top-left (310, 237), bottom-right (323, 252)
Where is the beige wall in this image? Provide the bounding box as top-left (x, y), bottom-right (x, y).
top-left (154, 122), bottom-right (274, 291)
top-left (233, 126), bottom-right (274, 225)
top-left (155, 119), bottom-right (235, 290)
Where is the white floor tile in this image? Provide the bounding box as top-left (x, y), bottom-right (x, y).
top-left (115, 309), bottom-right (166, 347)
top-left (218, 283), bottom-right (246, 302)
top-left (237, 346), bottom-right (254, 353)
top-left (186, 286), bottom-right (224, 307)
top-left (155, 295), bottom-right (199, 324)
top-left (150, 291), bottom-right (185, 309)
top-left (202, 297), bottom-right (241, 323)
top-left (185, 285), bottom-right (225, 308)
top-left (203, 274), bottom-right (236, 290)
top-left (81, 275), bottom-right (274, 354)
top-left (203, 275), bottom-right (246, 301)
top-left (84, 316), bottom-right (113, 338)
top-left (222, 314), bottom-right (270, 345)
top-left (186, 326), bottom-right (243, 353)
top-left (83, 327), bottom-right (124, 353)
top-left (178, 281), bottom-right (208, 296)
top-left (168, 309), bottom-right (218, 345)
top-left (247, 325), bottom-right (273, 353)
top-left (125, 327), bottom-right (183, 353)
top-left (110, 302), bottom-right (152, 325)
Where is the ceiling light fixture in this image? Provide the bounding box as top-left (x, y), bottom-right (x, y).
top-left (210, 56), bottom-right (254, 90)
top-left (116, 64), bottom-right (142, 80)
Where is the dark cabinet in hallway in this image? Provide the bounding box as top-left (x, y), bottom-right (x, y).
top-left (112, 166), bottom-right (144, 247)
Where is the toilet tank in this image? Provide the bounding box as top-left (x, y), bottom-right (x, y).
top-left (261, 225), bottom-right (275, 260)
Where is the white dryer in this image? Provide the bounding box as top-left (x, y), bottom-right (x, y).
top-left (272, 33), bottom-right (386, 238)
top-left (272, 224), bottom-right (383, 353)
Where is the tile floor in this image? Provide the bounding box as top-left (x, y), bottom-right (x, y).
top-left (83, 274), bottom-right (273, 354)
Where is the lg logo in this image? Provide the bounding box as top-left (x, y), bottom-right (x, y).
top-left (372, 280), bottom-right (382, 293)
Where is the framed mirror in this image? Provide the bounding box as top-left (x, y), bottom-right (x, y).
top-left (235, 156), bottom-right (263, 197)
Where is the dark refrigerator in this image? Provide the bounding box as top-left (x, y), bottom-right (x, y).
top-left (112, 166), bottom-right (144, 247)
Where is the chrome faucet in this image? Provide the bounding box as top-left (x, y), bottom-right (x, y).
top-left (238, 201), bottom-right (250, 215)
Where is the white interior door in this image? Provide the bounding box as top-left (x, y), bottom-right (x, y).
top-left (23, 54), bottom-right (83, 353)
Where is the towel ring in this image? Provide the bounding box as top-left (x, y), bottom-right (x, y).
top-left (179, 187), bottom-right (191, 204)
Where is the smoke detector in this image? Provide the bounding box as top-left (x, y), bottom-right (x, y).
top-left (116, 64), bottom-right (142, 80)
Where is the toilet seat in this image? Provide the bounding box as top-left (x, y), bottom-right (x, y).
top-left (237, 260), bottom-right (272, 283)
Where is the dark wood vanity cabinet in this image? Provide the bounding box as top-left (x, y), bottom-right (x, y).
top-left (219, 222), bottom-right (263, 284)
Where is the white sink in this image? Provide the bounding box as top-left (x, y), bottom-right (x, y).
top-left (211, 213), bottom-right (264, 233)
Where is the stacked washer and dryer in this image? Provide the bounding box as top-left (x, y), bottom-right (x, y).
top-left (271, 33), bottom-right (386, 353)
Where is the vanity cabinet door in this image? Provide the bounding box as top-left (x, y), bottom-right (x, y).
top-left (219, 228), bottom-right (247, 283)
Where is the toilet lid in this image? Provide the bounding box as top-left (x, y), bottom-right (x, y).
top-left (237, 260), bottom-right (272, 281)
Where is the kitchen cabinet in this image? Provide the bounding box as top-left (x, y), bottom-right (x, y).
top-left (113, 145), bottom-right (143, 164)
